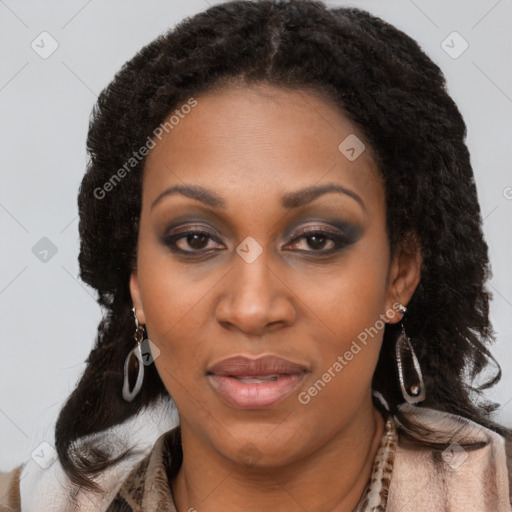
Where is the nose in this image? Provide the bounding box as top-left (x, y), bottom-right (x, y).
top-left (215, 246), bottom-right (296, 336)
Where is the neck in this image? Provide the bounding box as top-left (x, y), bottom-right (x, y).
top-left (171, 403), bottom-right (385, 512)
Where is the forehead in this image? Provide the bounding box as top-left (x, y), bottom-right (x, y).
top-left (142, 84), bottom-right (383, 213)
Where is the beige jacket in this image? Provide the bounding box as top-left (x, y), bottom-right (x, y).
top-left (1, 404), bottom-right (511, 511)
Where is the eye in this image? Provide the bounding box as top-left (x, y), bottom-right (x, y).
top-left (162, 223), bottom-right (359, 257)
top-left (286, 227), bottom-right (352, 254)
top-left (163, 229), bottom-right (223, 254)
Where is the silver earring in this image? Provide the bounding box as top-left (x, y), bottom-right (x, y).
top-left (395, 304), bottom-right (425, 404)
top-left (122, 307), bottom-right (145, 402)
top-left (397, 303), bottom-right (407, 315)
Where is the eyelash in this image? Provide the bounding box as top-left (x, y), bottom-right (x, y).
top-left (162, 226), bottom-right (354, 257)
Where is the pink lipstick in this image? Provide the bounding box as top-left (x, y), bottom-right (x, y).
top-left (207, 355), bottom-right (308, 409)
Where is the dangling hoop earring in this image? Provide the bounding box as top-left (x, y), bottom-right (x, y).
top-left (122, 307), bottom-right (145, 402)
top-left (395, 303), bottom-right (426, 404)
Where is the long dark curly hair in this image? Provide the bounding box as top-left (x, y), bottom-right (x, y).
top-left (55, 0), bottom-right (508, 492)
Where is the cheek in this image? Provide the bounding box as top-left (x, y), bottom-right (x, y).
top-left (135, 240), bottom-right (218, 383)
top-left (296, 296), bottom-right (386, 432)
top-left (294, 237), bottom-right (390, 415)
top-left (309, 233), bottom-right (390, 344)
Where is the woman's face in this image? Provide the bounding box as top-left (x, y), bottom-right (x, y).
top-left (130, 83), bottom-right (420, 466)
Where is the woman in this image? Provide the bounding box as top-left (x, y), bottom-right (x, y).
top-left (1, 0), bottom-right (511, 510)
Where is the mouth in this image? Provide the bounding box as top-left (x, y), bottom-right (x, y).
top-left (227, 375), bottom-right (281, 383)
top-left (206, 355), bottom-right (308, 409)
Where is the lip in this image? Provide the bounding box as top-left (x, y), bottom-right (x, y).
top-left (207, 355), bottom-right (308, 409)
top-left (207, 355), bottom-right (308, 376)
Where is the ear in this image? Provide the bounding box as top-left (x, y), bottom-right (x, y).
top-left (384, 230), bottom-right (422, 324)
top-left (130, 269), bottom-right (146, 324)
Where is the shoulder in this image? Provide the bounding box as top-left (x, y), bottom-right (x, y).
top-left (0, 452), bottom-right (145, 512)
top-left (110, 426), bottom-right (181, 512)
top-left (0, 464), bottom-right (23, 511)
top-left (388, 404), bottom-right (512, 511)
top-left (2, 447), bottom-right (155, 512)
top-left (5, 398), bottom-right (177, 512)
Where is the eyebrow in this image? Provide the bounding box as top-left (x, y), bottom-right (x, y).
top-left (150, 183), bottom-right (366, 212)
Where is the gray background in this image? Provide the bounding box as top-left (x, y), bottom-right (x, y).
top-left (1, 0), bottom-right (511, 471)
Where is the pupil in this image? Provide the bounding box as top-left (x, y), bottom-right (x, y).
top-left (188, 233), bottom-right (207, 249)
top-left (308, 235), bottom-right (326, 250)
